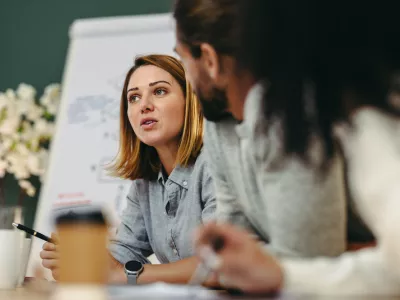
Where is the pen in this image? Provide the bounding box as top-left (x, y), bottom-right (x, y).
top-left (188, 235), bottom-right (224, 286)
top-left (12, 223), bottom-right (53, 243)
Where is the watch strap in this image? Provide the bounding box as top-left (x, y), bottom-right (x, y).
top-left (126, 272), bottom-right (138, 285)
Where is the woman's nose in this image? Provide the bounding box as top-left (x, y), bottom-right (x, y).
top-left (139, 94), bottom-right (154, 113)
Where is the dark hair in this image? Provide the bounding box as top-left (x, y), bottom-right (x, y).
top-left (173, 0), bottom-right (238, 58)
top-left (237, 0), bottom-right (400, 168)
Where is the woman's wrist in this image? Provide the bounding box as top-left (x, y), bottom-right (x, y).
top-left (136, 264), bottom-right (153, 284)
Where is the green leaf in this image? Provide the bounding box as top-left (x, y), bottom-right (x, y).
top-left (0, 108), bottom-right (7, 122)
top-left (43, 111), bottom-right (52, 120)
top-left (10, 141), bottom-right (17, 151)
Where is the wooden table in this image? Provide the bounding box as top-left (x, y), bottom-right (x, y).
top-left (0, 288), bottom-right (49, 300)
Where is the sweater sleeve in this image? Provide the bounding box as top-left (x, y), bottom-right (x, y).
top-left (280, 109), bottom-right (400, 295)
top-left (281, 246), bottom-right (400, 295)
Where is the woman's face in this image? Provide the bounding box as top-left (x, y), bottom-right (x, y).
top-left (126, 65), bottom-right (185, 148)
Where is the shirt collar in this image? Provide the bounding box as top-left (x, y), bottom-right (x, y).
top-left (157, 169), bottom-right (165, 184)
top-left (235, 81), bottom-right (266, 139)
top-left (157, 163), bottom-right (193, 189)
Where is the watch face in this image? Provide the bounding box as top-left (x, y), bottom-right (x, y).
top-left (125, 260), bottom-right (143, 272)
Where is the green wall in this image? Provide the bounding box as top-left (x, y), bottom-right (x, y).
top-left (0, 0), bottom-right (172, 227)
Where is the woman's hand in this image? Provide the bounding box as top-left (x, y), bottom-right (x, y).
top-left (194, 222), bottom-right (284, 294)
top-left (39, 232), bottom-right (60, 280)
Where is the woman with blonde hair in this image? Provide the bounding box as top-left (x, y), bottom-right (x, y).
top-left (40, 54), bottom-right (216, 285)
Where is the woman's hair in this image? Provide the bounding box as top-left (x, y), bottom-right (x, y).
top-left (110, 54), bottom-right (203, 180)
top-left (237, 0), bottom-right (400, 169)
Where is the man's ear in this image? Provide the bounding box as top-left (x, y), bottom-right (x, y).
top-left (199, 43), bottom-right (220, 81)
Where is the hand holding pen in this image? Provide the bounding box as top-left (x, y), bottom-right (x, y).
top-left (188, 235), bottom-right (224, 286)
top-left (40, 232), bottom-right (60, 281)
top-left (12, 223), bottom-right (61, 280)
top-left (191, 222), bottom-right (284, 295)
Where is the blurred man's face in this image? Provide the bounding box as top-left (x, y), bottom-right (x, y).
top-left (174, 41), bottom-right (231, 122)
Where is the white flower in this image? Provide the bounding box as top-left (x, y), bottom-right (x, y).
top-left (29, 137), bottom-right (40, 151)
top-left (2, 98), bottom-right (18, 117)
top-left (0, 93), bottom-right (10, 111)
top-left (40, 84), bottom-right (61, 115)
top-left (26, 151), bottom-right (46, 176)
top-left (6, 153), bottom-right (29, 179)
top-left (6, 152), bottom-right (20, 166)
top-left (15, 143), bottom-right (29, 156)
top-left (15, 98), bottom-right (35, 116)
top-left (16, 83), bottom-right (36, 101)
top-left (1, 137), bottom-right (14, 152)
top-left (26, 154), bottom-right (40, 176)
top-left (9, 163), bottom-right (30, 180)
top-left (34, 119), bottom-right (47, 135)
top-left (27, 149), bottom-right (50, 183)
top-left (19, 121), bottom-right (34, 141)
top-left (46, 122), bottom-right (55, 137)
top-left (0, 82), bottom-right (59, 191)
top-left (0, 144), bottom-right (8, 157)
top-left (46, 103), bottom-right (59, 115)
top-left (39, 149), bottom-right (49, 171)
top-left (33, 119), bottom-right (54, 137)
top-left (18, 180), bottom-right (36, 197)
top-left (0, 116), bottom-right (19, 136)
top-left (44, 84), bottom-right (60, 98)
top-left (26, 104), bottom-right (44, 121)
top-left (14, 84), bottom-right (37, 117)
top-left (14, 168), bottom-right (30, 180)
top-left (5, 89), bottom-right (16, 100)
top-left (0, 160), bottom-right (8, 178)
top-left (39, 172), bottom-right (46, 183)
top-left (10, 132), bottom-right (20, 142)
top-left (0, 99), bottom-right (23, 134)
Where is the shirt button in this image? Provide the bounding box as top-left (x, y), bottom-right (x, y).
top-left (182, 180), bottom-right (187, 186)
top-left (173, 249), bottom-right (178, 255)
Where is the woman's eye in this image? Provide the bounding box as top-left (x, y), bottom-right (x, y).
top-left (128, 94), bottom-right (140, 103)
top-left (154, 88), bottom-right (167, 96)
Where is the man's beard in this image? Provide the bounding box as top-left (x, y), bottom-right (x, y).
top-left (196, 86), bottom-right (231, 122)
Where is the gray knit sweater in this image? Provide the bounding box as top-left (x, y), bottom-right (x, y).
top-left (203, 82), bottom-right (372, 258)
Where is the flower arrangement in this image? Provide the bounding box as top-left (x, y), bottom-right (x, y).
top-left (0, 83), bottom-right (60, 202)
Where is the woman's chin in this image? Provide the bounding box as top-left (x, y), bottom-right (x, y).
top-left (139, 131), bottom-right (180, 149)
top-left (140, 137), bottom-right (166, 148)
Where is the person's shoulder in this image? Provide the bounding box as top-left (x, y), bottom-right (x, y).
top-left (204, 117), bottom-right (240, 157)
top-left (351, 106), bottom-right (398, 129)
top-left (191, 149), bottom-right (212, 179)
top-left (129, 178), bottom-right (151, 194)
top-left (334, 107), bottom-right (399, 149)
top-left (204, 117), bottom-right (238, 139)
top-left (345, 107), bottom-right (400, 158)
top-left (130, 178), bottom-right (148, 186)
top-left (193, 149), bottom-right (207, 170)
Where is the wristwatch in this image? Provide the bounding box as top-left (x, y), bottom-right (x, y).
top-left (124, 260), bottom-right (144, 285)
